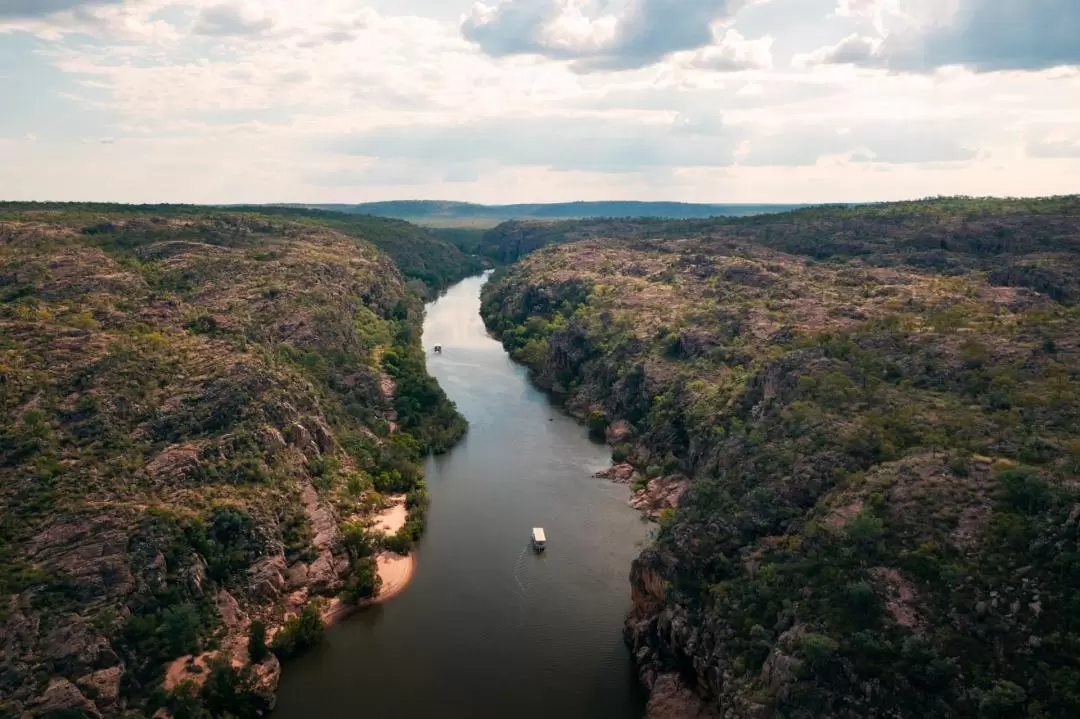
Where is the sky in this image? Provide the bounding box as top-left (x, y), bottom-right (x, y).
top-left (0, 0), bottom-right (1078, 204)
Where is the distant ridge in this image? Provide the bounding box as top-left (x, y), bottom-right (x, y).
top-left (275, 200), bottom-right (809, 226)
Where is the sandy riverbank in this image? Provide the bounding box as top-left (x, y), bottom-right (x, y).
top-left (372, 495), bottom-right (408, 535)
top-left (322, 497), bottom-right (417, 625)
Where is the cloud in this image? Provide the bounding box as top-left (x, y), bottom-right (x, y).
top-left (834, 0), bottom-right (879, 18)
top-left (740, 123), bottom-right (977, 166)
top-left (333, 113), bottom-right (980, 175)
top-left (687, 29), bottom-right (772, 71)
top-left (809, 0), bottom-right (1080, 73)
top-left (194, 2), bottom-right (275, 37)
top-left (0, 0), bottom-right (123, 19)
top-left (335, 115), bottom-right (741, 172)
top-left (462, 0), bottom-right (763, 71)
top-left (1028, 138), bottom-right (1080, 159)
top-left (797, 33), bottom-right (877, 67)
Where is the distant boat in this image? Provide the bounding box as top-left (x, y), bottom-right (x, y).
top-left (433, 344), bottom-right (443, 354)
top-left (531, 527), bottom-right (546, 552)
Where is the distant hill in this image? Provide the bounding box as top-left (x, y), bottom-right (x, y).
top-left (276, 201), bottom-right (809, 227)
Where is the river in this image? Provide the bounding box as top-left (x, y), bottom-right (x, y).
top-left (273, 273), bottom-right (650, 718)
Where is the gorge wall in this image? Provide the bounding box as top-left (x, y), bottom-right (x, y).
top-left (0, 206), bottom-right (470, 717)
top-left (480, 197), bottom-right (1080, 718)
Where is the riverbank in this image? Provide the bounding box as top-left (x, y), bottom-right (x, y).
top-left (321, 496), bottom-right (419, 625)
top-left (321, 553), bottom-right (417, 625)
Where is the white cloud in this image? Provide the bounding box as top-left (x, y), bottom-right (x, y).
top-left (812, 0), bottom-right (1080, 73)
top-left (795, 33), bottom-right (877, 67)
top-left (0, 0), bottom-right (1077, 202)
top-left (685, 29), bottom-right (773, 71)
top-left (194, 2), bottom-right (275, 36)
top-left (462, 0), bottom-right (767, 72)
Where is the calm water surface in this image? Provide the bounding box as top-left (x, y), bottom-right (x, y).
top-left (273, 273), bottom-right (649, 719)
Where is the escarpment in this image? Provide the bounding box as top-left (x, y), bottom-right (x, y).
top-left (481, 197), bottom-right (1080, 718)
top-left (0, 207), bottom-right (467, 717)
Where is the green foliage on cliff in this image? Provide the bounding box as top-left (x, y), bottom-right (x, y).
top-left (0, 205), bottom-right (468, 716)
top-left (270, 604), bottom-right (324, 660)
top-left (481, 196), bottom-right (1080, 718)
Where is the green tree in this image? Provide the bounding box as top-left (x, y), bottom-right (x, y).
top-left (247, 620), bottom-right (269, 664)
top-left (270, 604), bottom-right (324, 660)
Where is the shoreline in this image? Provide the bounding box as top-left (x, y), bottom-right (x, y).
top-left (321, 495), bottom-right (419, 626)
top-left (322, 551), bottom-right (417, 626)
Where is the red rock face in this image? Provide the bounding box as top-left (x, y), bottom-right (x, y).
top-left (593, 462), bottom-right (637, 483)
top-left (628, 475), bottom-right (690, 520)
top-left (644, 673), bottom-right (719, 719)
top-left (605, 419), bottom-right (635, 443)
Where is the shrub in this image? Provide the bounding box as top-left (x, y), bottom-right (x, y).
top-left (586, 410), bottom-right (608, 440)
top-left (185, 313), bottom-right (219, 336)
top-left (383, 530), bottom-right (411, 555)
top-left (997, 467), bottom-right (1050, 514)
top-left (800, 633), bottom-right (839, 669)
top-left (342, 557), bottom-right (381, 604)
top-left (270, 603), bottom-right (324, 660)
top-left (247, 621), bottom-right (269, 664)
top-left (168, 658), bottom-right (272, 719)
top-left (341, 524), bottom-right (376, 560)
top-left (978, 680), bottom-right (1026, 718)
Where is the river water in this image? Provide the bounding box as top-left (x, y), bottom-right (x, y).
top-left (273, 273), bottom-right (649, 718)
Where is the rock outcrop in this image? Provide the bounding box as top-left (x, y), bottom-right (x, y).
top-left (628, 476), bottom-right (690, 519)
top-left (481, 197), bottom-right (1080, 717)
top-left (0, 208), bottom-right (468, 716)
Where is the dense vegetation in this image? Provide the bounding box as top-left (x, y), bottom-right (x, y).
top-left (0, 202), bottom-right (484, 299)
top-left (0, 205), bottom-right (468, 717)
top-left (481, 196), bottom-right (1080, 718)
top-left (277, 200), bottom-right (805, 228)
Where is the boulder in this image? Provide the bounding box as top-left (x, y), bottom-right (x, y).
top-left (300, 484), bottom-right (342, 550)
top-left (594, 463), bottom-right (637, 483)
top-left (181, 556), bottom-right (208, 598)
top-left (28, 515), bottom-right (134, 602)
top-left (629, 475), bottom-right (691, 520)
top-left (306, 551), bottom-right (342, 595)
top-left (40, 616), bottom-right (118, 677)
top-left (216, 590), bottom-right (243, 630)
top-left (248, 555), bottom-right (287, 600)
top-left (145, 444), bottom-right (200, 481)
top-left (605, 420), bottom-right (635, 443)
top-left (310, 417), bottom-right (337, 455)
top-left (644, 673), bottom-right (718, 719)
top-left (251, 655), bottom-right (282, 707)
top-left (287, 422), bottom-right (319, 457)
top-left (285, 563), bottom-right (310, 592)
top-left (31, 678), bottom-right (102, 719)
top-left (77, 666), bottom-right (122, 711)
top-left (259, 426), bottom-right (287, 454)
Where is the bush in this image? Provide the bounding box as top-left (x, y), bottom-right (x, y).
top-left (247, 621), bottom-right (269, 664)
top-left (586, 410), bottom-right (609, 440)
top-left (800, 633), bottom-right (839, 669)
top-left (383, 530), bottom-right (411, 555)
top-left (168, 658), bottom-right (272, 719)
top-left (270, 604), bottom-right (324, 660)
top-left (342, 557), bottom-right (381, 604)
top-left (979, 680), bottom-right (1026, 718)
top-left (341, 524), bottom-right (377, 560)
top-left (997, 468), bottom-right (1050, 514)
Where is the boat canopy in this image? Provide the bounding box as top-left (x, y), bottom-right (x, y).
top-left (532, 528), bottom-right (546, 543)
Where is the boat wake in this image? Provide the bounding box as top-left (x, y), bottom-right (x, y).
top-left (513, 543), bottom-right (529, 596)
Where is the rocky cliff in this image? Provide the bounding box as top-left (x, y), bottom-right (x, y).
top-left (481, 197), bottom-right (1080, 718)
top-left (0, 207), bottom-right (466, 717)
